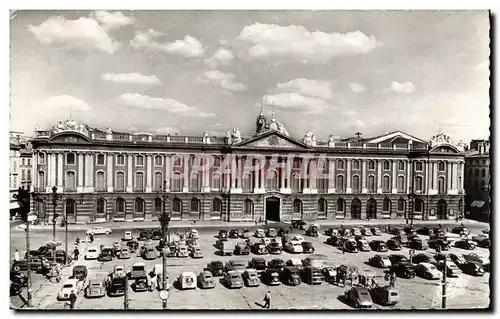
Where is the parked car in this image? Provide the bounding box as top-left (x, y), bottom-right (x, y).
top-left (302, 257), bottom-right (322, 269)
top-left (357, 239), bottom-right (371, 252)
top-left (390, 262), bottom-right (416, 279)
top-left (248, 257), bottom-right (267, 273)
top-left (344, 239), bottom-right (359, 253)
top-left (142, 247), bottom-right (158, 260)
top-left (408, 238), bottom-right (429, 250)
top-left (58, 278), bottom-right (83, 300)
top-left (122, 231), bottom-right (133, 241)
top-left (350, 228), bottom-right (361, 237)
top-left (463, 253), bottom-right (489, 266)
top-left (12, 257), bottom-right (50, 273)
top-left (218, 229), bottom-right (228, 240)
top-left (268, 259), bottom-right (286, 273)
top-left (85, 278), bottom-right (106, 298)
top-left (111, 265), bottom-right (126, 279)
top-left (207, 261), bottom-right (224, 277)
top-left (370, 286), bottom-right (400, 306)
top-left (267, 228), bottom-right (277, 238)
top-left (229, 229), bottom-right (239, 239)
top-left (326, 236), bottom-right (346, 247)
top-left (254, 229), bottom-right (265, 238)
top-left (105, 276), bottom-right (125, 297)
top-left (403, 226), bottom-right (416, 235)
top-left (189, 229), bottom-right (200, 240)
top-left (371, 227), bottom-right (382, 236)
top-left (286, 258), bottom-right (303, 270)
top-left (305, 225), bottom-right (320, 237)
top-left (151, 229), bottom-right (162, 240)
top-left (454, 239), bottom-right (476, 250)
top-left (451, 226), bottom-right (470, 235)
top-left (370, 240), bottom-right (388, 252)
top-left (284, 241), bottom-right (303, 254)
top-left (262, 269), bottom-right (281, 285)
top-left (45, 249), bottom-right (71, 264)
top-left (129, 262), bottom-right (147, 279)
top-left (459, 262), bottom-right (485, 276)
top-left (369, 255), bottom-right (392, 268)
top-left (85, 247), bottom-right (99, 260)
top-left (301, 266), bottom-right (323, 285)
top-left (292, 220), bottom-right (307, 229)
top-left (411, 253), bottom-right (436, 264)
top-left (434, 261), bottom-right (461, 277)
top-left (428, 239), bottom-right (451, 251)
top-left (190, 245), bottom-right (203, 258)
top-left (292, 235), bottom-right (305, 244)
top-left (252, 242), bottom-right (268, 255)
top-left (324, 228), bottom-right (338, 236)
top-left (472, 235), bottom-right (491, 248)
top-left (321, 266), bottom-right (337, 283)
top-left (126, 240), bottom-right (139, 253)
top-left (98, 248), bottom-right (114, 262)
top-left (270, 238), bottom-right (283, 248)
top-left (434, 253), bottom-right (453, 264)
top-left (138, 230), bottom-right (152, 241)
top-left (281, 266), bottom-right (302, 286)
top-left (301, 241), bottom-right (315, 253)
top-left (267, 242), bottom-right (282, 255)
top-left (72, 265), bottom-right (88, 282)
top-left (242, 269), bottom-right (260, 287)
top-left (233, 242), bottom-right (250, 255)
top-left (415, 262), bottom-right (442, 280)
top-left (225, 260), bottom-right (246, 274)
top-left (391, 235), bottom-right (409, 246)
top-left (132, 277), bottom-right (149, 292)
top-left (240, 229), bottom-right (251, 239)
top-left (197, 270), bottom-right (216, 289)
top-left (417, 227), bottom-right (432, 235)
top-left (386, 239), bottom-right (402, 251)
top-left (388, 254), bottom-right (410, 265)
top-left (224, 271), bottom-right (244, 289)
top-left (178, 272), bottom-right (197, 290)
top-left (117, 247), bottom-right (131, 259)
top-left (86, 227), bottom-right (111, 236)
top-left (177, 245), bottom-right (189, 258)
top-left (345, 286), bottom-right (373, 308)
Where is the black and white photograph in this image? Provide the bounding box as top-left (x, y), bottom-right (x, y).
top-left (8, 9), bottom-right (491, 310)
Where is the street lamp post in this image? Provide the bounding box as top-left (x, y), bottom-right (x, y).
top-left (408, 188), bottom-right (416, 228)
top-left (64, 200), bottom-right (68, 265)
top-left (51, 186), bottom-right (59, 264)
top-left (160, 180), bottom-right (170, 310)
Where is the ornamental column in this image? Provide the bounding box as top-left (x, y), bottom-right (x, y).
top-left (309, 158), bottom-right (317, 194)
top-left (165, 155), bottom-right (171, 191)
top-left (86, 154), bottom-right (94, 192)
top-left (425, 161), bottom-right (430, 194)
top-left (433, 161), bottom-right (438, 194)
top-left (447, 162), bottom-right (452, 193)
top-left (453, 162), bottom-right (459, 191)
top-left (285, 157), bottom-right (292, 190)
top-left (392, 160), bottom-right (398, 193)
top-left (238, 156), bottom-right (244, 190)
top-left (254, 159), bottom-right (260, 193)
top-left (183, 154), bottom-right (189, 192)
top-left (106, 154), bottom-right (113, 192)
top-left (260, 157), bottom-right (266, 190)
top-left (361, 160), bottom-right (367, 193)
top-left (280, 157), bottom-right (286, 190)
top-left (406, 160), bottom-right (412, 193)
top-left (459, 162), bottom-right (464, 192)
top-left (31, 153), bottom-right (37, 192)
top-left (202, 155), bottom-right (210, 193)
top-left (57, 153), bottom-right (64, 190)
top-left (78, 154), bottom-right (85, 192)
top-left (346, 159), bottom-right (352, 194)
top-left (328, 158), bottom-right (336, 193)
top-left (376, 160), bottom-right (382, 193)
top-left (230, 155), bottom-right (237, 192)
top-left (126, 155), bottom-right (133, 192)
top-left (146, 155), bottom-right (153, 192)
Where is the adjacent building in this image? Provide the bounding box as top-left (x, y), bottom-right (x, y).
top-left (10, 131), bottom-right (30, 215)
top-left (464, 139), bottom-right (490, 221)
top-left (29, 115), bottom-right (466, 225)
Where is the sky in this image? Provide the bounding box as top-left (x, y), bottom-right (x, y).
top-left (10, 10), bottom-right (490, 143)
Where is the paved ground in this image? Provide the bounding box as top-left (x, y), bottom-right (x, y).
top-left (10, 220), bottom-right (490, 310)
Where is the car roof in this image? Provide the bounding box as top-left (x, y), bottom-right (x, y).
top-left (133, 262), bottom-right (146, 267)
top-left (227, 271), bottom-right (240, 275)
top-left (89, 278), bottom-right (104, 284)
top-left (64, 278), bottom-right (79, 285)
top-left (181, 272), bottom-right (196, 276)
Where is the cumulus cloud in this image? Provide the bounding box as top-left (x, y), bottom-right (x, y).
top-left (117, 93), bottom-right (196, 113)
top-left (152, 126), bottom-right (179, 134)
top-left (236, 23), bottom-right (378, 63)
top-left (385, 81), bottom-right (416, 93)
top-left (131, 31), bottom-right (204, 57)
top-left (349, 82), bottom-right (366, 93)
top-left (38, 95), bottom-right (92, 111)
top-left (262, 93), bottom-right (330, 114)
top-left (197, 70), bottom-right (247, 92)
top-left (91, 11), bottom-right (134, 30)
top-left (101, 73), bottom-right (161, 85)
top-left (27, 16), bottom-right (120, 54)
top-left (196, 112), bottom-right (217, 118)
top-left (205, 47), bottom-right (235, 68)
top-left (275, 79), bottom-right (333, 100)
top-left (355, 120), bottom-right (365, 126)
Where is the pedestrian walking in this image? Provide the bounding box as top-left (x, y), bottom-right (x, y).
top-left (73, 246), bottom-right (80, 260)
top-left (69, 290), bottom-right (77, 309)
top-left (342, 245), bottom-right (345, 254)
top-left (289, 225), bottom-right (293, 233)
top-left (254, 220), bottom-right (258, 226)
top-left (390, 272), bottom-right (396, 288)
top-left (263, 291), bottom-right (271, 309)
top-left (371, 277), bottom-right (377, 288)
top-left (89, 233), bottom-right (94, 243)
top-left (14, 249), bottom-right (20, 262)
top-left (150, 273), bottom-right (157, 291)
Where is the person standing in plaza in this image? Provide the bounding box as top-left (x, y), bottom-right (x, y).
top-left (89, 233), bottom-right (94, 243)
top-left (73, 246), bottom-right (79, 260)
top-left (150, 272), bottom-right (157, 292)
top-left (69, 290), bottom-right (77, 309)
top-left (263, 291), bottom-right (271, 309)
top-left (14, 249), bottom-right (20, 262)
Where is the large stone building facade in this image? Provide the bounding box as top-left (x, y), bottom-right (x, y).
top-left (29, 116), bottom-right (466, 224)
top-left (464, 139), bottom-right (490, 221)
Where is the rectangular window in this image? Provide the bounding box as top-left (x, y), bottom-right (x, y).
top-left (117, 155), bottom-right (125, 166)
top-left (27, 170), bottom-right (31, 180)
top-left (22, 158), bottom-right (25, 166)
top-left (136, 156), bottom-right (144, 166)
top-left (21, 170), bottom-right (25, 181)
top-left (154, 155), bottom-right (163, 166)
top-left (66, 153), bottom-right (76, 165)
top-left (135, 172), bottom-right (144, 189)
top-left (38, 171), bottom-right (46, 190)
top-left (415, 162), bottom-right (423, 171)
top-left (27, 159), bottom-right (31, 166)
top-left (116, 173), bottom-right (125, 190)
top-left (97, 154), bottom-right (105, 165)
top-left (96, 172), bottom-right (105, 190)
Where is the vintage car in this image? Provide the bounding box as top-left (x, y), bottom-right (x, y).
top-left (126, 240), bottom-right (139, 253)
top-left (323, 228), bottom-right (337, 236)
top-left (112, 241), bottom-right (121, 255)
top-left (429, 231), bottom-right (448, 241)
top-left (132, 277), bottom-right (149, 292)
top-left (339, 228), bottom-right (351, 237)
top-left (415, 262), bottom-right (442, 280)
top-left (417, 227), bottom-right (432, 235)
top-left (301, 241), bottom-right (315, 253)
top-left (262, 269), bottom-right (281, 286)
top-left (449, 253), bottom-right (467, 266)
top-left (454, 239), bottom-right (476, 250)
top-left (408, 238), bottom-right (429, 250)
top-left (281, 266), bottom-right (301, 286)
top-left (434, 261), bottom-right (461, 277)
top-left (248, 257), bottom-right (267, 273)
top-left (305, 225), bottom-right (319, 237)
top-left (242, 269), bottom-right (260, 287)
top-left (190, 245), bottom-right (203, 258)
top-left (138, 230), bottom-right (152, 241)
top-left (122, 231), bottom-right (133, 241)
top-left (84, 246), bottom-right (99, 260)
top-left (45, 249), bottom-right (71, 264)
top-left (261, 238), bottom-right (272, 246)
top-left (106, 276), bottom-right (126, 297)
top-left (370, 286), bottom-right (400, 306)
top-left (223, 271), bottom-right (244, 289)
top-left (459, 262), bottom-right (485, 276)
top-left (391, 235), bottom-right (409, 246)
top-left (86, 227), bottom-right (111, 236)
top-left (188, 228), bottom-right (199, 240)
top-left (142, 247), bottom-right (158, 260)
top-left (270, 238), bottom-right (283, 248)
top-left (240, 229), bottom-right (251, 239)
top-left (388, 254), bottom-right (410, 265)
top-left (411, 253), bottom-right (436, 264)
top-left (344, 239), bottom-right (359, 253)
top-left (218, 229), bottom-right (228, 240)
top-left (351, 228), bottom-right (362, 237)
top-left (472, 235), bottom-right (491, 248)
top-left (428, 239), bottom-right (451, 251)
top-left (58, 278), bottom-right (83, 300)
top-left (177, 245), bottom-right (189, 258)
top-left (285, 241), bottom-right (304, 254)
top-left (360, 228), bottom-right (372, 237)
top-left (98, 248), bottom-right (114, 262)
top-left (111, 265), bottom-right (127, 279)
top-left (345, 286), bottom-right (373, 308)
top-left (229, 229), bottom-right (239, 239)
top-left (391, 227), bottom-right (405, 236)
top-left (286, 258), bottom-right (303, 270)
top-left (292, 235), bottom-right (305, 244)
top-left (369, 255), bottom-right (392, 268)
top-left (72, 265), bottom-right (88, 282)
top-left (266, 228), bottom-right (277, 238)
top-left (386, 239), bottom-right (402, 251)
top-left (178, 272), bottom-right (197, 290)
top-left (117, 247), bottom-right (131, 259)
top-left (389, 262), bottom-right (416, 279)
top-left (197, 270), bottom-right (216, 289)
top-left (225, 260), bottom-right (247, 274)
top-left (370, 227), bottom-right (382, 236)
top-left (252, 242), bottom-right (268, 255)
top-left (321, 266), bottom-right (337, 283)
top-left (234, 242), bottom-right (251, 255)
top-left (434, 253), bottom-right (453, 264)
top-left (370, 240), bottom-right (388, 252)
top-left (357, 239), bottom-right (371, 252)
top-left (269, 259), bottom-right (286, 273)
top-left (254, 229), bottom-right (265, 238)
top-left (207, 261), bottom-right (225, 276)
top-left (481, 229), bottom-right (490, 235)
top-left (326, 235), bottom-right (346, 247)
top-left (451, 226), bottom-right (470, 235)
top-left (302, 257), bottom-right (322, 269)
top-left (267, 242), bottom-right (282, 254)
top-left (292, 220), bottom-right (307, 229)
top-left (282, 235), bottom-right (293, 246)
top-left (463, 253), bottom-right (489, 266)
top-left (151, 229), bottom-right (162, 240)
top-left (403, 226), bottom-right (417, 235)
top-left (164, 245), bottom-right (177, 258)
top-left (84, 278), bottom-right (106, 298)
top-left (277, 228), bottom-right (290, 237)
top-left (129, 262), bottom-right (147, 279)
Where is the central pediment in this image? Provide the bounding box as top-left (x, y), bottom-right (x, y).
top-left (235, 131), bottom-right (311, 149)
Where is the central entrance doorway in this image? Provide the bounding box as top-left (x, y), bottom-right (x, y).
top-left (266, 197), bottom-right (280, 222)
